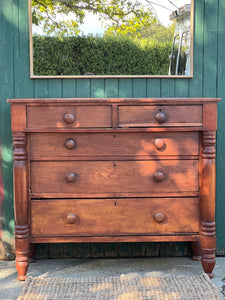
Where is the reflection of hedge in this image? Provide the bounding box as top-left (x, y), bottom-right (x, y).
top-left (33, 35), bottom-right (172, 75)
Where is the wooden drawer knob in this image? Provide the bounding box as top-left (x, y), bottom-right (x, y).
top-left (65, 139), bottom-right (76, 149)
top-left (65, 172), bottom-right (76, 183)
top-left (64, 113), bottom-right (75, 124)
top-left (155, 111), bottom-right (167, 124)
top-left (66, 213), bottom-right (77, 224)
top-left (154, 212), bottom-right (165, 223)
top-left (154, 139), bottom-right (165, 150)
top-left (153, 171), bottom-right (165, 182)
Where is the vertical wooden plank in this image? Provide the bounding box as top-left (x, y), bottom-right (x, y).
top-left (76, 243), bottom-right (92, 258)
top-left (203, 0), bottom-right (218, 97)
top-left (146, 243), bottom-right (159, 257)
top-left (49, 243), bottom-right (63, 258)
top-left (118, 243), bottom-right (133, 257)
top-left (34, 80), bottom-right (48, 98)
top-left (132, 243), bottom-right (146, 257)
top-left (91, 243), bottom-right (105, 258)
top-left (132, 79), bottom-right (147, 98)
top-left (174, 80), bottom-right (189, 97)
top-left (147, 79), bottom-right (161, 98)
top-left (189, 0), bottom-right (204, 97)
top-left (105, 243), bottom-right (118, 257)
top-left (35, 244), bottom-right (49, 259)
top-left (77, 79), bottom-right (90, 98)
top-left (105, 79), bottom-right (119, 98)
top-left (159, 242), bottom-right (192, 257)
top-left (215, 0), bottom-right (225, 255)
top-left (160, 79), bottom-right (175, 97)
top-left (62, 79), bottom-right (77, 98)
top-left (0, 0), bottom-right (15, 259)
top-left (118, 79), bottom-right (132, 98)
top-left (63, 243), bottom-right (76, 258)
top-left (90, 79), bottom-right (105, 98)
top-left (48, 79), bottom-right (62, 98)
top-left (14, 0), bottom-right (33, 98)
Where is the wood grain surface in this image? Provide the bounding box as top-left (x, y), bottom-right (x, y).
top-left (31, 198), bottom-right (199, 236)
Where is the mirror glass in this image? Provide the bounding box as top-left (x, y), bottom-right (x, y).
top-left (30, 0), bottom-right (193, 77)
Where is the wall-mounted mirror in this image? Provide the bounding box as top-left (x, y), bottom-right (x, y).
top-left (29, 0), bottom-right (194, 78)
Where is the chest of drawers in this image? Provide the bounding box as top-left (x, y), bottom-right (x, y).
top-left (8, 98), bottom-right (220, 280)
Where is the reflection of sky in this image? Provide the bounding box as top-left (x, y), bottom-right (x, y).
top-left (33, 0), bottom-right (191, 36)
top-left (80, 0), bottom-right (191, 35)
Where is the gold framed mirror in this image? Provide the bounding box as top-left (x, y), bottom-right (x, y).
top-left (29, 0), bottom-right (194, 78)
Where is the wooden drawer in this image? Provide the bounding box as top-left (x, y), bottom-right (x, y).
top-left (27, 105), bottom-right (112, 128)
top-left (31, 198), bottom-right (199, 236)
top-left (118, 105), bottom-right (202, 127)
top-left (31, 160), bottom-right (198, 196)
top-left (30, 132), bottom-right (199, 158)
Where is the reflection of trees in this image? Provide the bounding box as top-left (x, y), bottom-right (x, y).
top-left (32, 0), bottom-right (178, 36)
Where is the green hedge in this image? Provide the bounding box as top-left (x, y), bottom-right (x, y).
top-left (33, 35), bottom-right (172, 75)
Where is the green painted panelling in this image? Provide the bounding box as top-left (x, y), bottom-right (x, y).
top-left (189, 0), bottom-right (204, 97)
top-left (105, 79), bottom-right (119, 98)
top-left (215, 0), bottom-right (225, 255)
top-left (0, 0), bottom-right (15, 259)
top-left (63, 243), bottom-right (77, 258)
top-left (132, 79), bottom-right (147, 98)
top-left (35, 244), bottom-right (49, 259)
top-left (159, 242), bottom-right (192, 257)
top-left (203, 0), bottom-right (218, 97)
top-left (105, 243), bottom-right (118, 257)
top-left (14, 0), bottom-right (33, 98)
top-left (34, 80), bottom-right (48, 98)
top-left (145, 243), bottom-right (159, 257)
top-left (91, 243), bottom-right (106, 258)
top-left (76, 243), bottom-right (92, 258)
top-left (174, 80), bottom-right (189, 98)
top-left (48, 79), bottom-right (62, 98)
top-left (132, 243), bottom-right (146, 257)
top-left (49, 243), bottom-right (63, 258)
top-left (147, 79), bottom-right (161, 98)
top-left (118, 79), bottom-right (132, 98)
top-left (62, 79), bottom-right (77, 98)
top-left (90, 79), bottom-right (105, 98)
top-left (1, 0), bottom-right (225, 259)
top-left (160, 79), bottom-right (175, 97)
top-left (77, 79), bottom-right (90, 98)
top-left (118, 243), bottom-right (133, 257)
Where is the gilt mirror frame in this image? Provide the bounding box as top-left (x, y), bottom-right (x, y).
top-left (29, 0), bottom-right (194, 79)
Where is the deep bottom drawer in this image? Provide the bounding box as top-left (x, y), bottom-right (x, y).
top-left (31, 198), bottom-right (199, 236)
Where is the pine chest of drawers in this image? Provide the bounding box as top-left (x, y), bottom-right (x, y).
top-left (8, 98), bottom-right (220, 280)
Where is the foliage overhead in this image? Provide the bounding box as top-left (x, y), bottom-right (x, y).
top-left (32, 0), bottom-right (176, 36)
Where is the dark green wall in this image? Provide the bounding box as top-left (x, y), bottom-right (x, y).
top-left (0, 0), bottom-right (225, 259)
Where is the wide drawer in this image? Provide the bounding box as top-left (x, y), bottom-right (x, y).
top-left (30, 132), bottom-right (199, 158)
top-left (118, 105), bottom-right (202, 127)
top-left (31, 198), bottom-right (199, 236)
top-left (27, 105), bottom-right (112, 128)
top-left (31, 160), bottom-right (198, 196)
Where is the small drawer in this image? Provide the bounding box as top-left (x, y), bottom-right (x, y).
top-left (31, 198), bottom-right (199, 236)
top-left (31, 160), bottom-right (199, 196)
top-left (27, 105), bottom-right (112, 128)
top-left (30, 132), bottom-right (199, 158)
top-left (118, 105), bottom-right (202, 127)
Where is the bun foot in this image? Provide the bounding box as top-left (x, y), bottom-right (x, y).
top-left (17, 275), bottom-right (27, 281)
top-left (206, 272), bottom-right (214, 279)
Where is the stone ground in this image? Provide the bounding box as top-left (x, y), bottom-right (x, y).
top-left (0, 257), bottom-right (224, 299)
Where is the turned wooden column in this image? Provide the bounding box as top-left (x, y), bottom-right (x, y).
top-left (200, 131), bottom-right (216, 278)
top-left (13, 132), bottom-right (30, 281)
